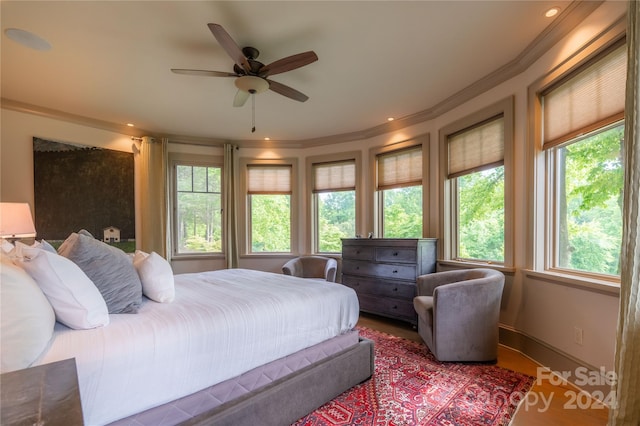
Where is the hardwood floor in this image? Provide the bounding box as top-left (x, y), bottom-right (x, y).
top-left (357, 313), bottom-right (609, 426)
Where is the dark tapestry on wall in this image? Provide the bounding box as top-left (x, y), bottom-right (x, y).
top-left (33, 138), bottom-right (135, 246)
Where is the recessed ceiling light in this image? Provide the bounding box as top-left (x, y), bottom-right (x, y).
top-left (4, 28), bottom-right (51, 51)
top-left (387, 117), bottom-right (395, 122)
top-left (545, 7), bottom-right (560, 18)
top-left (126, 123), bottom-right (135, 127)
top-left (264, 137), bottom-right (271, 141)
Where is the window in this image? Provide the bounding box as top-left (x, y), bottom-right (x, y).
top-left (448, 116), bottom-right (505, 263)
top-left (312, 160), bottom-right (356, 253)
top-left (247, 164), bottom-right (292, 253)
top-left (173, 162), bottom-right (222, 255)
top-left (440, 97), bottom-right (514, 265)
top-left (541, 43), bottom-right (625, 278)
top-left (375, 146), bottom-right (423, 238)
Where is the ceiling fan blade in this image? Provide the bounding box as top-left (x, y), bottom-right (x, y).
top-left (260, 51), bottom-right (318, 77)
top-left (171, 69), bottom-right (237, 77)
top-left (233, 90), bottom-right (250, 107)
top-left (267, 79), bottom-right (309, 102)
top-left (207, 23), bottom-right (251, 73)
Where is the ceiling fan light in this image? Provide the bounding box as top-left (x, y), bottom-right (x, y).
top-left (235, 76), bottom-right (269, 94)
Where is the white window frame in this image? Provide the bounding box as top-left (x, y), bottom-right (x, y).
top-left (542, 42), bottom-right (625, 281)
top-left (306, 152), bottom-right (361, 254)
top-left (439, 97), bottom-right (514, 268)
top-left (239, 158), bottom-right (298, 256)
top-left (543, 121), bottom-right (624, 281)
top-left (369, 137), bottom-right (429, 239)
top-left (169, 153), bottom-right (224, 259)
top-left (527, 27), bottom-right (625, 290)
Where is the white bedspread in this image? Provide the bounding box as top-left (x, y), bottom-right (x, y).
top-left (32, 269), bottom-right (359, 425)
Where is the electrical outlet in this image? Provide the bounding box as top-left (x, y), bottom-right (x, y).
top-left (574, 327), bottom-right (583, 345)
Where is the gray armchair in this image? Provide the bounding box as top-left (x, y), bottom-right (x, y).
top-left (413, 268), bottom-right (504, 362)
top-left (282, 256), bottom-right (338, 282)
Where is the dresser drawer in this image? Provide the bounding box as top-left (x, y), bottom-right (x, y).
top-left (342, 260), bottom-right (416, 281)
top-left (358, 294), bottom-right (416, 322)
top-left (342, 275), bottom-right (415, 299)
top-left (342, 245), bottom-right (374, 260)
top-left (375, 247), bottom-right (417, 264)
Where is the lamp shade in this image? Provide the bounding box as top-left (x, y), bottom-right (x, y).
top-left (0, 203), bottom-right (37, 239)
top-left (234, 76), bottom-right (269, 94)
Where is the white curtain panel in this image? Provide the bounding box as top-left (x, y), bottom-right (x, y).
top-left (611, 1), bottom-right (640, 425)
top-left (134, 136), bottom-right (168, 258)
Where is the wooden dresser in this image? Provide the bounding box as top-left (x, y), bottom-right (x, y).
top-left (341, 238), bottom-right (437, 325)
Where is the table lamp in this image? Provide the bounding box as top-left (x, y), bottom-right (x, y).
top-left (0, 202), bottom-right (37, 244)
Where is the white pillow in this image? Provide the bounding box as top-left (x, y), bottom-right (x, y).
top-left (1, 239), bottom-right (14, 254)
top-left (14, 242), bottom-right (110, 330)
top-left (1, 254), bottom-right (56, 373)
top-left (38, 239), bottom-right (57, 253)
top-left (2, 239), bottom-right (56, 256)
top-left (133, 250), bottom-right (175, 303)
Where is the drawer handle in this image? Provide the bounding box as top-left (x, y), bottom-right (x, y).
top-left (356, 266), bottom-right (360, 270)
top-left (392, 305), bottom-right (398, 310)
top-left (393, 252), bottom-right (399, 256)
top-left (392, 269), bottom-right (398, 274)
top-left (392, 287), bottom-right (398, 292)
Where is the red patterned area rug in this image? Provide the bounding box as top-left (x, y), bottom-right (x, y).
top-left (293, 327), bottom-right (534, 426)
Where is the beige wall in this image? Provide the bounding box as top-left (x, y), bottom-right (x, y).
top-left (1, 109), bottom-right (135, 206)
top-left (0, 0), bottom-right (625, 379)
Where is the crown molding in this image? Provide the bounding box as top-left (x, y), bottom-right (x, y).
top-left (0, 98), bottom-right (151, 139)
top-left (2, 1), bottom-right (606, 148)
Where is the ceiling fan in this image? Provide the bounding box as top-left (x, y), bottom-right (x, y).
top-left (172, 23), bottom-right (318, 108)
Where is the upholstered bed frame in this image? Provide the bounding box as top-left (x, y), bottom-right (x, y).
top-left (112, 334), bottom-right (375, 426)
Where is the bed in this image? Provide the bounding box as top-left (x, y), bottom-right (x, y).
top-left (1, 239), bottom-right (374, 426)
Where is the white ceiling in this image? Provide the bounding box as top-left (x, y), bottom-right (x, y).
top-left (2, 1), bottom-right (591, 145)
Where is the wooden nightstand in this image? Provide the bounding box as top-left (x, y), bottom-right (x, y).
top-left (1, 358), bottom-right (84, 425)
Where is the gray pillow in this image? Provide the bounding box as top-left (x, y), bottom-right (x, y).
top-left (58, 233), bottom-right (142, 314)
top-left (78, 229), bottom-right (94, 238)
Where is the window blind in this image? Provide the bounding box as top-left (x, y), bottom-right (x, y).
top-left (247, 165), bottom-right (291, 194)
top-left (313, 160), bottom-right (356, 193)
top-left (542, 44), bottom-right (626, 148)
top-left (448, 116), bottom-right (504, 178)
top-left (377, 146), bottom-right (422, 190)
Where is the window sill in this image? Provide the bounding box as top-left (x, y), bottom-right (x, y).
top-left (172, 253), bottom-right (224, 261)
top-left (523, 269), bottom-right (620, 296)
top-left (240, 253), bottom-right (295, 259)
top-left (437, 259), bottom-right (516, 274)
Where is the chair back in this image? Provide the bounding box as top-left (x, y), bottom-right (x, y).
top-left (282, 256), bottom-right (337, 282)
